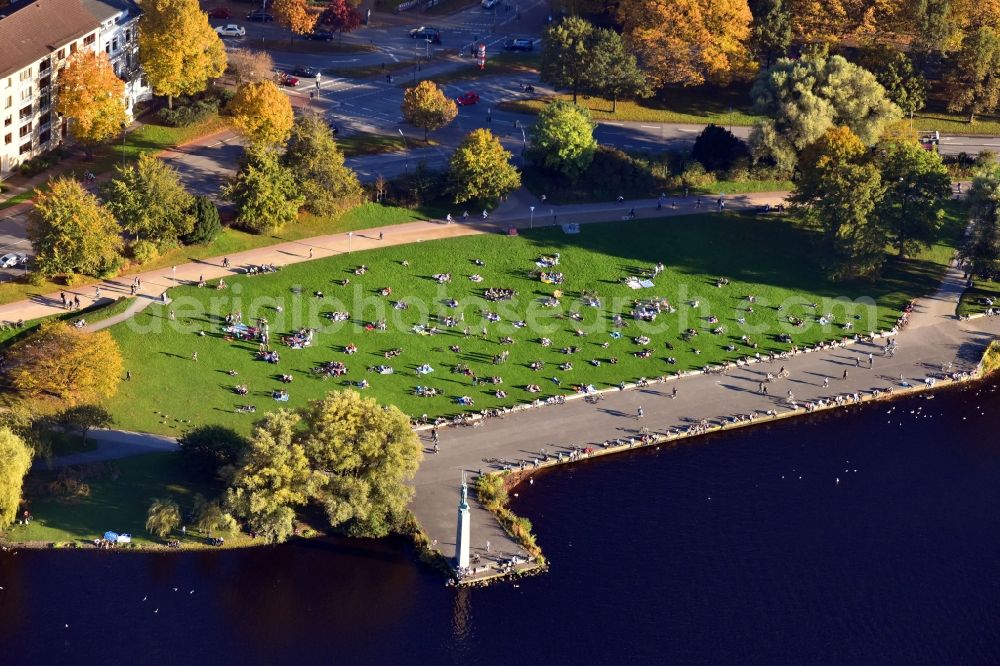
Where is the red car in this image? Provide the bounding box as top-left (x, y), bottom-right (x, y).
top-left (207, 7), bottom-right (232, 18)
top-left (456, 91), bottom-right (480, 106)
top-left (278, 72), bottom-right (300, 87)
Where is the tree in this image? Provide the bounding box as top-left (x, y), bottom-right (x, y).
top-left (145, 498), bottom-right (181, 539)
top-left (945, 26), bottom-right (1000, 123)
top-left (226, 411), bottom-right (325, 543)
top-left (859, 46), bottom-right (927, 117)
top-left (962, 166), bottom-right (1000, 277)
top-left (55, 51), bottom-right (127, 156)
top-left (912, 0), bottom-right (962, 60)
top-left (0, 428), bottom-right (32, 530)
top-left (400, 80), bottom-right (458, 141)
top-left (7, 323), bottom-right (124, 405)
top-left (529, 101), bottom-right (597, 181)
top-left (283, 113), bottom-right (362, 217)
top-left (229, 80), bottom-right (294, 147)
top-left (587, 28), bottom-right (648, 112)
top-left (791, 126), bottom-right (887, 280)
top-left (448, 129), bottom-right (521, 204)
top-left (303, 391), bottom-right (421, 537)
top-left (228, 48), bottom-right (275, 85)
top-left (28, 177), bottom-right (123, 278)
top-left (691, 124), bottom-right (750, 173)
top-left (619, 0), bottom-right (753, 87)
top-left (875, 138), bottom-right (952, 257)
top-left (540, 16), bottom-right (594, 103)
top-left (178, 425), bottom-right (249, 479)
top-left (102, 153), bottom-right (194, 246)
top-left (749, 0), bottom-right (791, 66)
top-left (138, 0), bottom-right (227, 108)
top-left (184, 195), bottom-right (221, 245)
top-left (223, 146), bottom-right (304, 233)
top-left (325, 0), bottom-right (362, 45)
top-left (194, 500), bottom-right (238, 536)
top-left (56, 405), bottom-right (113, 446)
top-left (273, 0), bottom-right (319, 45)
top-left (750, 55), bottom-right (902, 171)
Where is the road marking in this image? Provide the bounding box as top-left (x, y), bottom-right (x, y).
top-left (604, 122), bottom-right (623, 126)
top-left (640, 125), bottom-right (659, 129)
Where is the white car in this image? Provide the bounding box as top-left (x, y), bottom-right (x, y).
top-left (0, 253), bottom-right (25, 268)
top-left (215, 24), bottom-right (246, 38)
top-left (482, 0), bottom-right (500, 8)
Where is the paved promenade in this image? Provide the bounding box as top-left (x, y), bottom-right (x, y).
top-left (409, 260), bottom-right (1000, 581)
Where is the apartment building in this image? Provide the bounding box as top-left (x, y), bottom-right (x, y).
top-left (0, 0), bottom-right (151, 178)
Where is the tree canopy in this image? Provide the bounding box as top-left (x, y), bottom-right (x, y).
top-left (750, 0), bottom-right (792, 66)
top-left (586, 28), bottom-right (648, 111)
top-left (529, 101), bottom-right (597, 181)
top-left (401, 80), bottom-right (458, 141)
top-left (859, 45), bottom-right (927, 116)
top-left (138, 0), bottom-right (227, 107)
top-left (28, 177), bottom-right (123, 278)
top-left (962, 165), bottom-right (1000, 278)
top-left (0, 428), bottom-right (32, 530)
top-left (102, 153), bottom-right (194, 246)
top-left (448, 129), bottom-right (521, 204)
top-left (945, 26), bottom-right (1000, 122)
top-left (145, 498), bottom-right (181, 539)
top-left (540, 16), bottom-right (594, 102)
top-left (228, 49), bottom-right (275, 86)
top-left (223, 146), bottom-right (304, 233)
top-left (274, 0), bottom-right (319, 40)
top-left (283, 113), bottom-right (362, 217)
top-left (55, 50), bottom-right (127, 151)
top-left (229, 80), bottom-right (295, 147)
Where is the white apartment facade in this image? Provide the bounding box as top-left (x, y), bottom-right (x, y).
top-left (0, 0), bottom-right (151, 179)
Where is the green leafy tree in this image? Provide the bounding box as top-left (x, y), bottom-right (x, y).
top-left (56, 405), bottom-right (112, 446)
top-left (529, 101), bottom-right (597, 181)
top-left (691, 124), bottom-right (749, 172)
top-left (303, 391), bottom-right (422, 537)
top-left (448, 129), bottom-right (521, 204)
top-left (860, 45), bottom-right (927, 117)
top-left (194, 500), bottom-right (238, 536)
top-left (145, 498), bottom-right (181, 539)
top-left (750, 54), bottom-right (902, 171)
top-left (102, 153), bottom-right (194, 246)
top-left (0, 428), bottom-right (32, 530)
top-left (586, 28), bottom-right (647, 113)
top-left (284, 113), bottom-right (362, 216)
top-left (400, 80), bottom-right (458, 141)
top-left (749, 0), bottom-right (792, 66)
top-left (945, 26), bottom-right (1000, 123)
top-left (912, 0), bottom-right (961, 63)
top-left (223, 147), bottom-right (305, 233)
top-left (791, 126), bottom-right (888, 280)
top-left (962, 166), bottom-right (1000, 277)
top-left (138, 0), bottom-right (227, 109)
top-left (540, 16), bottom-right (594, 103)
top-left (28, 177), bottom-right (123, 278)
top-left (226, 411), bottom-right (325, 543)
top-left (178, 425), bottom-right (249, 479)
top-left (184, 195), bottom-right (221, 245)
top-left (875, 138), bottom-right (952, 257)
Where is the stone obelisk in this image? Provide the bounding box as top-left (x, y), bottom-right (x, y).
top-left (455, 472), bottom-right (471, 569)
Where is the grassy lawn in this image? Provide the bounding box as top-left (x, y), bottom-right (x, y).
top-left (4, 452), bottom-right (250, 548)
top-left (958, 278), bottom-right (1000, 317)
top-left (0, 296), bottom-right (134, 348)
top-left (102, 209), bottom-right (962, 436)
top-left (0, 189), bottom-right (34, 210)
top-left (337, 132), bottom-right (409, 157)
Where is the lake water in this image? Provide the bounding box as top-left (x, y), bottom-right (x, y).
top-left (3, 383), bottom-right (1000, 664)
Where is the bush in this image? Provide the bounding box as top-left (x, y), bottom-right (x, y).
top-left (157, 97), bottom-right (219, 128)
top-left (185, 195), bottom-right (221, 245)
top-left (691, 124), bottom-right (749, 173)
top-left (178, 425), bottom-right (249, 479)
top-left (18, 149), bottom-right (66, 177)
top-left (129, 239), bottom-right (159, 265)
top-left (680, 161), bottom-right (716, 188)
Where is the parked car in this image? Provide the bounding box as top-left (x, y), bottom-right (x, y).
top-left (456, 91), bottom-right (480, 106)
top-left (246, 10), bottom-right (273, 22)
top-left (481, 0), bottom-right (499, 8)
top-left (0, 253), bottom-right (26, 268)
top-left (504, 38), bottom-right (534, 52)
top-left (278, 72), bottom-right (300, 87)
top-left (306, 30), bottom-right (335, 41)
top-left (409, 26), bottom-right (441, 43)
top-left (215, 24), bottom-right (246, 37)
top-left (292, 65), bottom-right (319, 78)
top-left (207, 7), bottom-right (232, 18)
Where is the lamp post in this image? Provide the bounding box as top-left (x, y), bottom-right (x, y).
top-left (519, 125), bottom-right (526, 155)
top-left (529, 205), bottom-right (535, 229)
top-left (398, 128), bottom-right (408, 173)
top-left (348, 231), bottom-right (353, 253)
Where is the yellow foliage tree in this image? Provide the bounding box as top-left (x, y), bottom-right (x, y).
top-left (0, 427), bottom-right (32, 530)
top-left (229, 80), bottom-right (294, 147)
top-left (273, 0), bottom-right (319, 43)
top-left (138, 0), bottom-right (227, 108)
top-left (8, 322), bottom-right (124, 405)
top-left (401, 80), bottom-right (458, 141)
top-left (55, 50), bottom-right (126, 153)
top-left (619, 0), bottom-right (753, 87)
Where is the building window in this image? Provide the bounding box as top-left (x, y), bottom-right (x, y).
top-left (4, 78), bottom-right (11, 88)
top-left (4, 117), bottom-right (10, 127)
top-left (39, 129), bottom-right (50, 144)
top-left (19, 123), bottom-right (31, 137)
top-left (18, 106), bottom-right (31, 120)
top-left (70, 42), bottom-right (78, 54)
top-left (105, 43), bottom-right (111, 54)
top-left (3, 133), bottom-right (10, 145)
top-left (19, 141), bottom-right (32, 155)
top-left (4, 96), bottom-right (11, 109)
top-left (57, 48), bottom-right (65, 59)
top-left (20, 89), bottom-right (32, 102)
top-left (19, 68), bottom-right (32, 81)
top-left (83, 34), bottom-right (95, 46)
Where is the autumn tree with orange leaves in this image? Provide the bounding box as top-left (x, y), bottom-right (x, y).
top-left (273, 0), bottom-right (319, 44)
top-left (56, 50), bottom-right (127, 154)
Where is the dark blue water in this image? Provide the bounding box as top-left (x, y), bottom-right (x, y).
top-left (3, 383), bottom-right (1000, 664)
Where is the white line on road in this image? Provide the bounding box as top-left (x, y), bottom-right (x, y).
top-left (640, 125), bottom-right (659, 129)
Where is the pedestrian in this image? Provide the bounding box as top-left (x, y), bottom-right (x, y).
top-left (637, 406), bottom-right (644, 418)
top-left (823, 376), bottom-right (829, 387)
top-left (486, 107), bottom-right (492, 124)
top-left (136, 277), bottom-right (141, 289)
top-left (868, 353), bottom-right (873, 368)
top-left (672, 386), bottom-right (678, 399)
top-left (161, 292), bottom-right (168, 303)
top-left (169, 310), bottom-right (176, 321)
top-left (60, 292), bottom-right (66, 308)
top-left (181, 525), bottom-right (186, 537)
top-left (485, 540), bottom-right (491, 553)
top-left (74, 295), bottom-right (80, 309)
top-left (223, 257), bottom-right (230, 269)
top-left (171, 265), bottom-right (176, 278)
top-left (126, 370), bottom-right (132, 381)
top-left (855, 356), bottom-right (861, 367)
top-left (843, 369), bottom-right (849, 380)
top-left (758, 381), bottom-right (765, 393)
top-left (379, 231), bottom-right (384, 240)
top-left (481, 327), bottom-right (488, 338)
top-left (762, 385), bottom-right (768, 395)
top-left (95, 286), bottom-right (101, 299)
top-left (482, 209), bottom-right (489, 219)
top-left (192, 351), bottom-right (198, 362)
top-left (309, 248), bottom-right (313, 259)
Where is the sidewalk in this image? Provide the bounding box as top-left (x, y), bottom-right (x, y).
top-left (0, 190), bottom-right (788, 324)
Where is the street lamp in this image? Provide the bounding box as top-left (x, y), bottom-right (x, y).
top-left (529, 205), bottom-right (535, 229)
top-left (519, 125), bottom-right (526, 155)
top-left (398, 128), bottom-right (408, 173)
top-left (348, 231), bottom-right (353, 253)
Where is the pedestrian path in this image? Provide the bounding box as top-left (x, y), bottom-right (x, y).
top-left (42, 429), bottom-right (178, 469)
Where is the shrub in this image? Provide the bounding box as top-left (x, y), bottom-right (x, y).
top-left (17, 149), bottom-right (66, 177)
top-left (129, 239), bottom-right (159, 265)
top-left (680, 161), bottom-right (716, 188)
top-left (178, 425), bottom-right (249, 479)
top-left (157, 97), bottom-right (219, 128)
top-left (184, 195), bottom-right (221, 245)
top-left (691, 124), bottom-right (749, 173)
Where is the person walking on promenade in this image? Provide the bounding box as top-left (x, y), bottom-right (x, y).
top-left (309, 248), bottom-right (313, 259)
top-left (855, 356), bottom-right (861, 367)
top-left (759, 381), bottom-right (765, 393)
top-left (637, 406), bottom-right (644, 418)
top-left (823, 376), bottom-right (829, 388)
top-left (672, 386), bottom-right (678, 399)
top-left (843, 369), bottom-right (849, 380)
top-left (223, 257), bottom-right (230, 269)
top-left (868, 353), bottom-right (873, 368)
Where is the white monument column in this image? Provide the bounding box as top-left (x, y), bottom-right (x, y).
top-left (455, 473), bottom-right (471, 570)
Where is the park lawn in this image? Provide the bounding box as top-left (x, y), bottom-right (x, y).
top-left (0, 189), bottom-right (34, 210)
top-left (5, 452), bottom-right (251, 548)
top-left (103, 211), bottom-right (958, 436)
top-left (958, 278), bottom-right (1000, 317)
top-left (0, 296), bottom-right (135, 348)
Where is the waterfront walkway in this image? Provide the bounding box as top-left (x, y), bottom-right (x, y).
top-left (408, 259), bottom-right (1000, 582)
